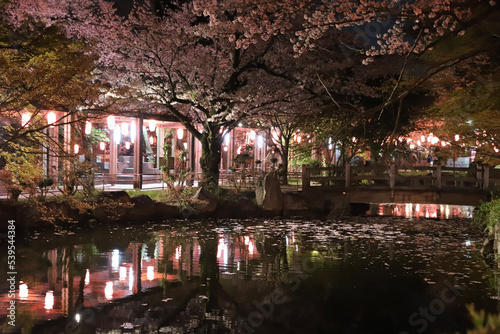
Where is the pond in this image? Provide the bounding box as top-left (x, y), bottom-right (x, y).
top-left (1, 216), bottom-right (498, 334)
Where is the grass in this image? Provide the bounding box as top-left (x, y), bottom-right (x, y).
top-left (127, 187), bottom-right (199, 203)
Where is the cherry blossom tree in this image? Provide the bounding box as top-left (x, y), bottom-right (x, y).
top-left (9, 0), bottom-right (500, 187)
top-left (8, 0), bottom-right (317, 189)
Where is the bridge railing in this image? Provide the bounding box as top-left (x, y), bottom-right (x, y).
top-left (302, 164), bottom-right (498, 191)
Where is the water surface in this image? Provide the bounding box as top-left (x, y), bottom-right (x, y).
top-left (0, 217), bottom-right (497, 334)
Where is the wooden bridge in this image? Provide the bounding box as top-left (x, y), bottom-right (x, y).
top-left (301, 164), bottom-right (500, 206)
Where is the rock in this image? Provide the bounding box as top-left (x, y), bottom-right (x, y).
top-left (216, 198), bottom-right (262, 218)
top-left (94, 191), bottom-right (132, 223)
top-left (96, 191), bottom-right (131, 204)
top-left (128, 195), bottom-right (156, 221)
top-left (190, 187), bottom-right (217, 215)
top-left (255, 172), bottom-right (283, 213)
top-left (154, 202), bottom-right (181, 219)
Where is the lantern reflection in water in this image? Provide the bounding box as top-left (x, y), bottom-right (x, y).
top-left (147, 266), bottom-right (155, 281)
top-left (44, 291), bottom-right (54, 310)
top-left (105, 281), bottom-right (113, 300)
top-left (119, 266), bottom-right (127, 281)
top-left (128, 267), bottom-right (134, 292)
top-left (19, 282), bottom-right (28, 300)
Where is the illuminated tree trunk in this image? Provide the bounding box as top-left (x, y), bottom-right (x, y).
top-left (199, 127), bottom-right (223, 191)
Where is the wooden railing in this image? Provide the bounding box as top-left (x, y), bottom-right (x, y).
top-left (302, 164), bottom-right (499, 192)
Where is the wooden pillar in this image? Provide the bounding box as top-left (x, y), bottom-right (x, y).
top-left (190, 132), bottom-right (196, 172)
top-left (133, 117), bottom-right (143, 189)
top-left (484, 165), bottom-right (490, 190)
top-left (345, 163), bottom-right (351, 189)
top-left (63, 113), bottom-right (74, 165)
top-left (109, 125), bottom-right (117, 185)
top-left (47, 126), bottom-right (59, 181)
top-left (436, 164), bottom-right (442, 189)
top-left (389, 162), bottom-right (396, 190)
top-left (302, 164), bottom-right (310, 191)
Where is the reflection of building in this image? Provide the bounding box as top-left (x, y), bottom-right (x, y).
top-left (0, 229), bottom-right (264, 324)
top-left (15, 111), bottom-right (269, 189)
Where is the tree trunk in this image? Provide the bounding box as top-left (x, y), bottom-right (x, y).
top-left (279, 140), bottom-right (290, 185)
top-left (199, 132), bottom-right (222, 191)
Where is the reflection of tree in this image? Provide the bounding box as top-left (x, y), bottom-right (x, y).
top-left (61, 247), bottom-right (74, 315)
top-left (132, 243), bottom-right (142, 294)
top-left (199, 237), bottom-right (219, 312)
top-left (74, 244), bottom-right (95, 310)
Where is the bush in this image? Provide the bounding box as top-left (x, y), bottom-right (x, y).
top-left (473, 199), bottom-right (500, 232)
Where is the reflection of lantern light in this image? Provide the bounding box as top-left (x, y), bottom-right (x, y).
top-left (114, 125), bottom-right (121, 143)
top-left (257, 135), bottom-right (263, 148)
top-left (121, 123), bottom-right (129, 136)
top-left (177, 128), bottom-right (184, 140)
top-left (237, 146), bottom-right (241, 155)
top-left (99, 142), bottom-right (105, 151)
top-left (119, 266), bottom-right (127, 281)
top-left (107, 115), bottom-right (115, 130)
top-left (328, 137), bottom-right (333, 150)
top-left (85, 269), bottom-right (90, 285)
top-left (125, 141), bottom-right (130, 150)
top-left (149, 120), bottom-right (156, 131)
top-left (183, 142), bottom-right (188, 149)
top-left (249, 130), bottom-right (256, 140)
top-left (149, 136), bottom-right (154, 145)
top-left (85, 121), bottom-right (92, 135)
top-left (147, 266), bottom-right (155, 281)
top-left (105, 281), bottom-right (113, 300)
top-left (224, 133), bottom-right (230, 145)
top-left (223, 146), bottom-right (228, 152)
top-left (44, 291), bottom-right (54, 310)
top-left (175, 245), bottom-right (181, 260)
top-left (244, 236), bottom-right (249, 245)
top-left (22, 113), bottom-right (30, 127)
top-left (130, 121), bottom-right (136, 143)
top-left (112, 249), bottom-right (119, 269)
top-left (19, 282), bottom-right (28, 300)
top-left (47, 112), bottom-right (56, 126)
top-left (248, 241), bottom-right (254, 255)
top-left (74, 144), bottom-right (79, 154)
top-left (128, 267), bottom-right (134, 292)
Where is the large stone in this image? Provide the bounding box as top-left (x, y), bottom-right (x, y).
top-left (190, 187), bottom-right (217, 215)
top-left (154, 202), bottom-right (182, 219)
top-left (216, 198), bottom-right (262, 218)
top-left (94, 191), bottom-right (132, 223)
top-left (128, 194), bottom-right (156, 221)
top-left (255, 172), bottom-right (283, 213)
